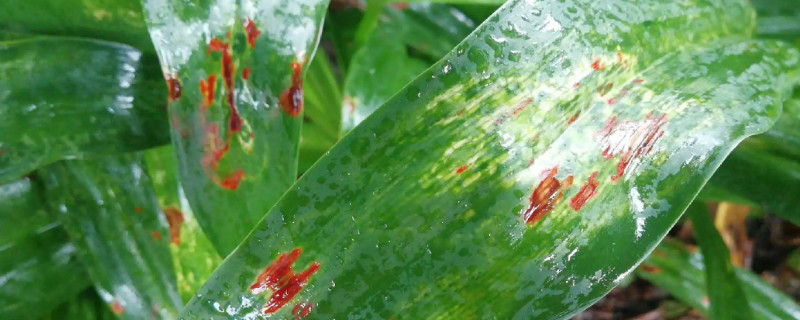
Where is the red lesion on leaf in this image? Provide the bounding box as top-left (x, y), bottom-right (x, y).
top-left (512, 98), bottom-right (532, 117)
top-left (280, 61), bottom-right (305, 117)
top-left (597, 83), bottom-right (613, 97)
top-left (567, 112), bottom-right (580, 124)
top-left (151, 230), bottom-right (162, 241)
top-left (639, 263), bottom-right (662, 274)
top-left (162, 207), bottom-right (184, 245)
top-left (456, 164), bottom-right (470, 174)
top-left (208, 38), bottom-right (242, 133)
top-left (569, 171), bottom-right (599, 210)
top-left (110, 301), bottom-right (124, 315)
top-left (244, 18), bottom-right (261, 49)
top-left (219, 169), bottom-right (245, 190)
top-left (250, 248), bottom-right (321, 314)
top-left (292, 302), bottom-right (314, 319)
top-left (596, 114), bottom-right (667, 182)
top-left (166, 74), bottom-right (182, 101)
top-left (522, 167), bottom-right (572, 225)
top-left (242, 67), bottom-right (251, 80)
top-left (200, 75), bottom-right (217, 110)
top-left (591, 60), bottom-right (604, 71)
top-left (135, 206), bottom-right (142, 213)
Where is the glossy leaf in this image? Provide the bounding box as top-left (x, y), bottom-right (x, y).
top-left (142, 0), bottom-right (328, 255)
top-left (0, 37), bottom-right (168, 184)
top-left (40, 154), bottom-right (181, 320)
top-left (638, 239), bottom-right (800, 320)
top-left (687, 203), bottom-right (754, 320)
top-left (385, 2), bottom-right (480, 60)
top-left (181, 0), bottom-right (794, 318)
top-left (144, 146), bottom-right (221, 303)
top-left (300, 53), bottom-right (342, 174)
top-left (0, 177), bottom-right (90, 319)
top-left (0, 0), bottom-right (154, 52)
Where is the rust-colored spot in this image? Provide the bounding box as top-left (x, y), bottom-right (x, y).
top-left (390, 2), bottom-right (409, 10)
top-left (573, 82), bottom-right (580, 89)
top-left (456, 165), bottom-right (469, 174)
top-left (151, 230), bottom-right (162, 240)
top-left (597, 83), bottom-right (613, 96)
top-left (200, 75), bottom-right (217, 110)
top-left (219, 169), bottom-right (245, 190)
top-left (512, 98), bottom-right (532, 117)
top-left (596, 114), bottom-right (667, 182)
top-left (292, 302), bottom-right (314, 319)
top-left (569, 171), bottom-right (599, 210)
top-left (166, 74), bottom-right (182, 101)
top-left (208, 38), bottom-right (242, 132)
top-left (201, 123), bottom-right (229, 171)
top-left (135, 206), bottom-right (142, 213)
top-left (634, 78), bottom-right (644, 84)
top-left (242, 67), bottom-right (251, 80)
top-left (591, 60), bottom-right (604, 71)
top-left (162, 207), bottom-right (184, 245)
top-left (280, 61), bottom-right (304, 117)
top-left (522, 167), bottom-right (565, 225)
top-left (110, 301), bottom-right (124, 315)
top-left (639, 263), bottom-right (662, 274)
top-left (250, 248), bottom-right (321, 314)
top-left (567, 112), bottom-right (580, 124)
top-left (244, 18), bottom-right (261, 49)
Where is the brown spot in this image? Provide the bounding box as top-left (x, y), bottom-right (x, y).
top-left (280, 62), bottom-right (304, 117)
top-left (251, 248), bottom-right (321, 314)
top-left (522, 167), bottom-right (566, 225)
top-left (591, 60), bottom-right (604, 71)
top-left (639, 263), bottom-right (662, 274)
top-left (573, 82), bottom-right (580, 89)
top-left (242, 67), bottom-right (251, 80)
top-left (166, 74), bottom-right (182, 101)
top-left (634, 78), bottom-right (645, 84)
top-left (219, 169), bottom-right (245, 190)
top-left (512, 98), bottom-right (532, 117)
top-left (389, 2), bottom-right (409, 10)
top-left (244, 18), bottom-right (261, 49)
top-left (110, 301), bottom-right (124, 315)
top-left (151, 230), bottom-right (162, 240)
top-left (135, 206), bottom-right (142, 213)
top-left (570, 171), bottom-right (599, 210)
top-left (597, 83), bottom-right (613, 97)
top-left (596, 114), bottom-right (667, 182)
top-left (456, 165), bottom-right (469, 174)
top-left (567, 112), bottom-right (580, 124)
top-left (208, 38), bottom-right (242, 132)
top-left (292, 302), bottom-right (314, 319)
top-left (162, 207), bottom-right (184, 245)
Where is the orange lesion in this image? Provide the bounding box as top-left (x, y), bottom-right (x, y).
top-left (569, 171), bottom-right (600, 210)
top-left (250, 248), bottom-right (321, 314)
top-left (280, 61), bottom-right (305, 117)
top-left (162, 207), bottom-right (184, 245)
top-left (522, 167), bottom-right (573, 225)
top-left (596, 114), bottom-right (667, 182)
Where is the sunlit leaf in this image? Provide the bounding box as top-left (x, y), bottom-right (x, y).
top-left (142, 0), bottom-right (329, 255)
top-left (40, 154), bottom-right (181, 320)
top-left (179, 0), bottom-right (795, 318)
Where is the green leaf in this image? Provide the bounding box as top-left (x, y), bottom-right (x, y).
top-left (39, 154), bottom-right (181, 320)
top-left (0, 0), bottom-right (155, 52)
top-left (687, 203), bottom-right (754, 320)
top-left (144, 146), bottom-right (222, 303)
top-left (141, 0), bottom-right (329, 256)
top-left (638, 239), bottom-right (800, 320)
top-left (0, 178), bottom-right (90, 319)
top-left (0, 37), bottom-right (168, 184)
top-left (38, 289), bottom-right (118, 320)
top-left (385, 2), bottom-right (480, 60)
top-left (300, 53), bottom-right (343, 174)
top-left (752, 0), bottom-right (800, 41)
top-left (180, 0), bottom-right (793, 318)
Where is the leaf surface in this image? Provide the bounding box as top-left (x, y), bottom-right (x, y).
top-left (142, 0), bottom-right (329, 255)
top-left (40, 154), bottom-right (181, 320)
top-left (180, 1), bottom-right (797, 318)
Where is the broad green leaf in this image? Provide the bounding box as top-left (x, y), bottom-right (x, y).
top-left (144, 146), bottom-right (221, 303)
top-left (40, 154), bottom-right (181, 320)
top-left (385, 2), bottom-right (480, 60)
top-left (0, 0), bottom-right (154, 52)
top-left (638, 239), bottom-right (800, 320)
top-left (687, 203), bottom-right (754, 320)
top-left (0, 178), bottom-right (90, 319)
top-left (341, 26), bottom-right (429, 133)
top-left (142, 0), bottom-right (328, 255)
top-left (300, 53), bottom-right (342, 174)
top-left (180, 0), bottom-right (793, 318)
top-left (0, 37), bottom-right (168, 184)
top-left (753, 0), bottom-right (800, 41)
top-left (38, 289), bottom-right (118, 320)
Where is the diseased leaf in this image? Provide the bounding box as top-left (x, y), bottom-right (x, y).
top-left (144, 146), bottom-right (221, 303)
top-left (0, 0), bottom-right (154, 52)
top-left (687, 203), bottom-right (754, 320)
top-left (142, 0), bottom-right (329, 255)
top-left (40, 154), bottom-right (181, 320)
top-left (638, 239), bottom-right (800, 320)
top-left (180, 0), bottom-right (794, 318)
top-left (0, 38), bottom-right (168, 184)
top-left (0, 178), bottom-right (90, 319)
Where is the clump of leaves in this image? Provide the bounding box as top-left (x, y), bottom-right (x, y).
top-left (1, 0), bottom-right (800, 319)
